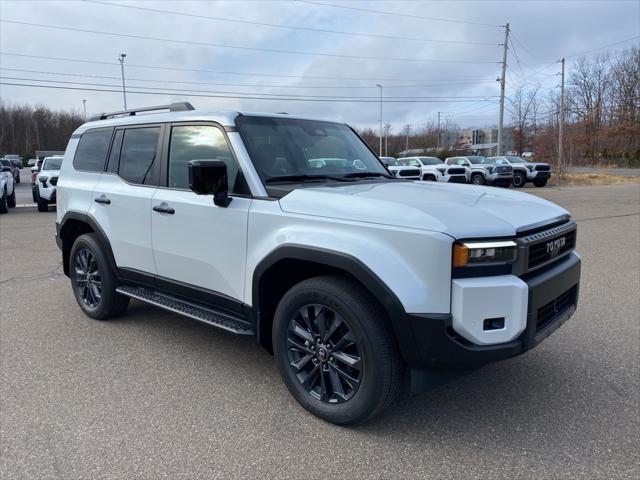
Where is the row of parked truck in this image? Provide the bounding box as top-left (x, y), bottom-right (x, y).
top-left (380, 155), bottom-right (551, 188)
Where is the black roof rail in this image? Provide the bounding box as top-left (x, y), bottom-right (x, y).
top-left (89, 102), bottom-right (195, 121)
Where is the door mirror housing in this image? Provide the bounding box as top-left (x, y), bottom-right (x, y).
top-left (188, 159), bottom-right (232, 207)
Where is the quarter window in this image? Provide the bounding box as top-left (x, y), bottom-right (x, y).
top-left (118, 127), bottom-right (161, 185)
top-left (168, 125), bottom-right (239, 191)
top-left (73, 129), bottom-right (113, 172)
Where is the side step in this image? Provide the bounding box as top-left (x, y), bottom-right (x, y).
top-left (116, 285), bottom-right (255, 335)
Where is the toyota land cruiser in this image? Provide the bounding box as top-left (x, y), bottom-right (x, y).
top-left (55, 103), bottom-right (581, 425)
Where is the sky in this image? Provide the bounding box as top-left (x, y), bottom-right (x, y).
top-left (0, 0), bottom-right (638, 134)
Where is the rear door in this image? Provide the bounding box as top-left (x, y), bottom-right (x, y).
top-left (150, 122), bottom-right (251, 304)
top-left (91, 124), bottom-right (163, 276)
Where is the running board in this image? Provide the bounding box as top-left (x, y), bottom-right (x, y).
top-left (116, 285), bottom-right (255, 335)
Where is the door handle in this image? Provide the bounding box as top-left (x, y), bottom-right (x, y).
top-left (94, 195), bottom-right (111, 205)
top-left (153, 203), bottom-right (175, 214)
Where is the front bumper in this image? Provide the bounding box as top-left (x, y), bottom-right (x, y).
top-left (39, 184), bottom-right (56, 202)
top-left (528, 170), bottom-right (551, 180)
top-left (488, 173), bottom-right (514, 185)
top-left (405, 252), bottom-right (581, 368)
top-left (442, 174), bottom-right (467, 184)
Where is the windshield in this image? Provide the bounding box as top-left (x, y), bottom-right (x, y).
top-left (505, 156), bottom-right (527, 163)
top-left (418, 157), bottom-right (442, 165)
top-left (468, 156), bottom-right (488, 164)
top-left (237, 116), bottom-right (389, 181)
top-left (43, 157), bottom-right (63, 170)
top-left (0, 159), bottom-right (10, 167)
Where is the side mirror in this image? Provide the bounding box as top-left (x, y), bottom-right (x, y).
top-left (1, 166), bottom-right (11, 173)
top-left (30, 166), bottom-right (39, 173)
top-left (188, 159), bottom-right (232, 207)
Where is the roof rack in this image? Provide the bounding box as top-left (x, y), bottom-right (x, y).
top-left (90, 102), bottom-right (195, 121)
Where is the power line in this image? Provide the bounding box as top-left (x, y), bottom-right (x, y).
top-left (0, 20), bottom-right (498, 65)
top-left (84, 0), bottom-right (497, 47)
top-left (0, 52), bottom-right (493, 82)
top-left (0, 67), bottom-right (496, 90)
top-left (299, 0), bottom-right (501, 28)
top-left (0, 81), bottom-right (501, 103)
top-left (564, 35), bottom-right (640, 59)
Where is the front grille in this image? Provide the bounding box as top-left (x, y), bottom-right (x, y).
top-left (536, 285), bottom-right (577, 331)
top-left (448, 167), bottom-right (466, 175)
top-left (495, 165), bottom-right (513, 174)
top-left (521, 221), bottom-right (577, 271)
top-left (535, 165), bottom-right (550, 171)
top-left (50, 176), bottom-right (58, 186)
top-left (398, 169), bottom-right (420, 177)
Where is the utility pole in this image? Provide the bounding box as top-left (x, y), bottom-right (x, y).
top-left (119, 53), bottom-right (127, 110)
top-left (384, 122), bottom-right (390, 156)
top-left (404, 124), bottom-right (411, 153)
top-left (82, 99), bottom-right (87, 122)
top-left (437, 111), bottom-right (441, 151)
top-left (497, 22), bottom-right (510, 156)
top-left (376, 84), bottom-right (383, 156)
top-left (559, 57), bottom-right (565, 185)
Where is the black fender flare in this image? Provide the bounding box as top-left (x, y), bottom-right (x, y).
top-left (57, 210), bottom-right (118, 276)
top-left (252, 245), bottom-right (422, 364)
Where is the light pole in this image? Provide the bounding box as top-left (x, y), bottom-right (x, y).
top-left (82, 99), bottom-right (87, 122)
top-left (376, 84), bottom-right (383, 156)
top-left (119, 53), bottom-right (127, 110)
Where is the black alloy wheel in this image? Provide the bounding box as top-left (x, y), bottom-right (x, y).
top-left (513, 171), bottom-right (526, 188)
top-left (73, 247), bottom-right (103, 308)
top-left (472, 174), bottom-right (485, 185)
top-left (287, 304), bottom-right (362, 404)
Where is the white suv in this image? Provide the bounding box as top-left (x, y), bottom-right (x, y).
top-left (0, 161), bottom-right (16, 213)
top-left (56, 103), bottom-right (581, 425)
top-left (35, 155), bottom-right (63, 212)
top-left (402, 156), bottom-right (468, 183)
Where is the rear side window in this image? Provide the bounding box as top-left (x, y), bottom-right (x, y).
top-left (73, 129), bottom-right (113, 172)
top-left (106, 129), bottom-right (123, 173)
top-left (118, 127), bottom-right (161, 185)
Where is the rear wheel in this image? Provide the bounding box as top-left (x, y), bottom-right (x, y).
top-left (273, 275), bottom-right (402, 425)
top-left (69, 233), bottom-right (129, 320)
top-left (32, 185), bottom-right (38, 202)
top-left (471, 174), bottom-right (485, 185)
top-left (37, 194), bottom-right (48, 212)
top-left (512, 171), bottom-right (526, 188)
top-left (533, 178), bottom-right (548, 187)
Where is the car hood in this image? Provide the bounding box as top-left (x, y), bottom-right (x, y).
top-left (278, 181), bottom-right (568, 238)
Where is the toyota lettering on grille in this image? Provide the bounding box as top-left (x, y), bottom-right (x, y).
top-left (546, 236), bottom-right (566, 256)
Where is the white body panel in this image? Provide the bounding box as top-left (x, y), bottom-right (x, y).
top-left (57, 139), bottom-right (100, 223)
top-left (451, 276), bottom-right (528, 345)
top-left (245, 199), bottom-right (454, 313)
top-left (36, 168), bottom-right (60, 201)
top-left (150, 189), bottom-right (251, 300)
top-left (91, 174), bottom-right (157, 274)
top-left (0, 171), bottom-right (14, 197)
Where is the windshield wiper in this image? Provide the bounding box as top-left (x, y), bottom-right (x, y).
top-left (264, 174), bottom-right (354, 183)
top-left (343, 171), bottom-right (392, 179)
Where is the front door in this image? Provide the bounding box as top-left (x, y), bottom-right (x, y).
top-left (150, 123), bottom-right (251, 304)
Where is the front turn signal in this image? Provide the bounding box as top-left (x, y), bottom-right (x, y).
top-left (452, 243), bottom-right (469, 268)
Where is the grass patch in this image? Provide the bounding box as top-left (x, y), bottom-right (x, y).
top-left (546, 173), bottom-right (640, 186)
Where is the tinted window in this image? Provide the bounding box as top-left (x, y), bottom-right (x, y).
top-left (73, 129), bottom-right (113, 172)
top-left (418, 157), bottom-right (442, 165)
top-left (43, 157), bottom-right (63, 170)
top-left (168, 125), bottom-right (239, 191)
top-left (106, 129), bottom-right (123, 173)
top-left (118, 127), bottom-right (160, 185)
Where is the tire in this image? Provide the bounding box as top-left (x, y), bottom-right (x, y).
top-left (273, 274), bottom-right (402, 425)
top-left (32, 185), bottom-right (37, 203)
top-left (533, 178), bottom-right (548, 187)
top-left (471, 174), bottom-right (485, 185)
top-left (15, 173), bottom-right (20, 184)
top-left (0, 192), bottom-right (7, 214)
top-left (512, 171), bottom-right (526, 188)
top-left (69, 233), bottom-right (129, 320)
top-left (7, 189), bottom-right (16, 208)
top-left (37, 193), bottom-right (48, 212)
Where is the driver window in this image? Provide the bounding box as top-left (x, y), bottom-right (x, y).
top-left (168, 125), bottom-right (240, 192)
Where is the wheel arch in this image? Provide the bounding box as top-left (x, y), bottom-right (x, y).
top-left (58, 211), bottom-right (117, 277)
top-left (252, 246), bottom-right (420, 363)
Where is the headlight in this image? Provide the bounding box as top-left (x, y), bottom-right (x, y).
top-left (39, 176), bottom-right (49, 183)
top-left (486, 166), bottom-right (494, 173)
top-left (453, 240), bottom-right (517, 268)
top-left (527, 165), bottom-right (535, 171)
top-left (437, 168), bottom-right (446, 174)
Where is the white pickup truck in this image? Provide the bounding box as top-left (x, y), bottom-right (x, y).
top-left (402, 156), bottom-right (468, 183)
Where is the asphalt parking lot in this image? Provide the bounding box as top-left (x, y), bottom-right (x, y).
top-left (1, 172), bottom-right (639, 479)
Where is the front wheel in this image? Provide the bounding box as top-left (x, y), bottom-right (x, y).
top-left (471, 174), bottom-right (485, 185)
top-left (0, 193), bottom-right (7, 214)
top-left (512, 171), bottom-right (526, 188)
top-left (69, 233), bottom-right (129, 320)
top-left (273, 275), bottom-right (402, 425)
top-left (533, 178), bottom-right (548, 187)
top-left (37, 193), bottom-right (48, 212)
top-left (7, 189), bottom-right (16, 208)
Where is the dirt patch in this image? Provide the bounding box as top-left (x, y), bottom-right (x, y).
top-left (547, 173), bottom-right (640, 186)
